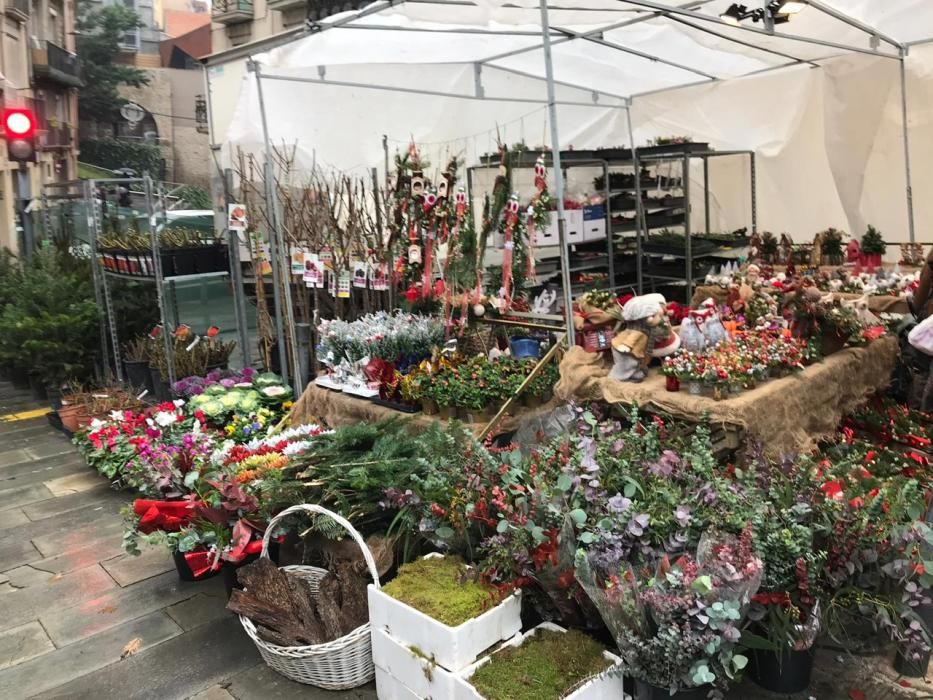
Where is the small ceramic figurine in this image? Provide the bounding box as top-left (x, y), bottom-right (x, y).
top-left (679, 298), bottom-right (729, 353)
top-left (610, 294), bottom-right (673, 382)
top-left (811, 232), bottom-right (823, 267)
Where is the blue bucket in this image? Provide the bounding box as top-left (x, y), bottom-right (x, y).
top-left (510, 337), bottom-right (541, 359)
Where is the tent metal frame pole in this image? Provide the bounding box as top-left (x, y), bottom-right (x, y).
top-left (341, 24), bottom-right (563, 37)
top-left (145, 175), bottom-right (176, 387)
top-left (249, 59), bottom-right (290, 386)
top-left (224, 168), bottom-right (252, 369)
top-left (475, 0), bottom-right (715, 66)
top-left (624, 104), bottom-right (645, 295)
top-left (618, 0), bottom-right (902, 59)
top-left (899, 51), bottom-right (916, 244)
top-left (255, 72), bottom-right (625, 108)
top-left (484, 64), bottom-right (630, 102)
top-left (805, 0), bottom-right (902, 51)
top-left (555, 25), bottom-right (718, 81)
top-left (666, 15), bottom-right (817, 66)
top-left (538, 0), bottom-right (575, 341)
top-left (626, 57), bottom-right (812, 100)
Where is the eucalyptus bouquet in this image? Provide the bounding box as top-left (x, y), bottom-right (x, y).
top-left (576, 528), bottom-right (762, 697)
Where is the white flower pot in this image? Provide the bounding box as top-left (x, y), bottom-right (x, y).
top-left (456, 623), bottom-right (626, 700)
top-left (375, 666), bottom-right (421, 700)
top-left (372, 628), bottom-right (466, 700)
top-left (368, 555), bottom-right (522, 672)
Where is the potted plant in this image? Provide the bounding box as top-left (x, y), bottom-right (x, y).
top-left (123, 336), bottom-right (153, 392)
top-left (452, 624), bottom-right (623, 700)
top-left (860, 225), bottom-right (886, 270)
top-left (745, 490), bottom-right (824, 694)
top-left (369, 554), bottom-right (522, 674)
top-left (576, 529), bottom-right (762, 700)
top-left (819, 228), bottom-right (846, 266)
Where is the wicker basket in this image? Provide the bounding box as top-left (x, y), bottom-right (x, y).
top-left (238, 504), bottom-right (380, 689)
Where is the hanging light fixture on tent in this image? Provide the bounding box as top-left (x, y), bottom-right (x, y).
top-left (719, 1), bottom-right (806, 25)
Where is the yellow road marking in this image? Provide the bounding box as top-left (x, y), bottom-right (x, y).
top-left (0, 407), bottom-right (49, 422)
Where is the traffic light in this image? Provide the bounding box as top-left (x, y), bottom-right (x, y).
top-left (3, 108), bottom-right (36, 163)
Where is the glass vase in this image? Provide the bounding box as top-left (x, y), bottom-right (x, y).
top-left (687, 380), bottom-right (703, 396)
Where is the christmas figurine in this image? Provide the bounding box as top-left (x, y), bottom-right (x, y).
top-left (610, 294), bottom-right (675, 382)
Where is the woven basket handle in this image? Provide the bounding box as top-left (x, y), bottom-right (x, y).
top-left (261, 504), bottom-right (382, 590)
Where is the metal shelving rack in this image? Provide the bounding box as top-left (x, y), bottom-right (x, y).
top-left (43, 174), bottom-right (249, 388)
top-left (633, 149), bottom-right (757, 301)
top-left (465, 143), bottom-right (756, 303)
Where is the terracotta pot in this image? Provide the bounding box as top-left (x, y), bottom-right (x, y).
top-left (58, 404), bottom-right (82, 433)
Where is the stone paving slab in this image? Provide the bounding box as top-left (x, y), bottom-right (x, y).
top-left (0, 537), bottom-right (42, 573)
top-left (0, 620), bottom-right (54, 671)
top-left (223, 664), bottom-right (377, 700)
top-left (0, 457), bottom-right (88, 491)
top-left (0, 483), bottom-right (56, 513)
top-left (21, 484), bottom-right (121, 520)
top-left (28, 534), bottom-right (126, 575)
top-left (33, 615), bottom-right (261, 700)
top-left (43, 471), bottom-right (111, 497)
top-left (39, 571), bottom-right (226, 647)
top-left (25, 439), bottom-right (78, 460)
top-left (165, 591), bottom-right (231, 632)
top-left (101, 546), bottom-right (176, 587)
top-left (0, 611), bottom-right (183, 700)
top-left (0, 563), bottom-right (117, 634)
top-left (27, 503), bottom-right (127, 557)
top-left (0, 507), bottom-right (29, 530)
top-left (0, 448), bottom-right (32, 468)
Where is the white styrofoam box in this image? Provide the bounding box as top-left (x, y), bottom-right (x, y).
top-left (372, 628), bottom-right (465, 700)
top-left (566, 209), bottom-right (585, 244)
top-left (583, 218), bottom-right (607, 243)
top-left (536, 210), bottom-right (585, 245)
top-left (375, 666), bottom-right (422, 700)
top-left (456, 623), bottom-right (625, 700)
top-left (368, 555), bottom-right (522, 672)
top-left (533, 212), bottom-right (561, 247)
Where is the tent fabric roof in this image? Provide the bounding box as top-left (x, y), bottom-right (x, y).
top-left (253, 0), bottom-right (933, 103)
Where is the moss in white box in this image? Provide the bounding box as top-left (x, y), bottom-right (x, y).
top-left (381, 555), bottom-right (494, 627)
top-left (468, 629), bottom-right (612, 700)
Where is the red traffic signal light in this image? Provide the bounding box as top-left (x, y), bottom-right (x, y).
top-left (4, 108), bottom-right (35, 137)
top-left (3, 108), bottom-right (36, 163)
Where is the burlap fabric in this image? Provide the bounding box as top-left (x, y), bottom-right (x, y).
top-left (692, 285), bottom-right (909, 315)
top-left (555, 335), bottom-right (898, 456)
top-left (290, 383), bottom-right (559, 435)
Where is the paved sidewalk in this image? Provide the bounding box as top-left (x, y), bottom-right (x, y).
top-left (0, 380), bottom-right (375, 700)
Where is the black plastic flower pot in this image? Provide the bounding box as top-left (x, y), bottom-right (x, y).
top-left (173, 550), bottom-right (222, 583)
top-left (635, 681), bottom-right (710, 700)
top-left (894, 647), bottom-right (931, 678)
top-left (222, 542), bottom-right (281, 599)
top-left (45, 385), bottom-right (63, 411)
top-left (124, 360), bottom-right (152, 392)
top-left (159, 251), bottom-right (175, 278)
top-left (750, 646), bottom-right (815, 694)
top-left (149, 366), bottom-right (168, 401)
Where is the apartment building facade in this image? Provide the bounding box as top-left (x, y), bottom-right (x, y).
top-left (0, 0), bottom-right (81, 252)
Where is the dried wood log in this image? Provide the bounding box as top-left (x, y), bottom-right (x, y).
top-left (228, 589), bottom-right (324, 646)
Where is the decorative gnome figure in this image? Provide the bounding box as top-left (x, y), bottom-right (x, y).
top-left (611, 294), bottom-right (677, 382)
top-left (679, 299), bottom-right (729, 353)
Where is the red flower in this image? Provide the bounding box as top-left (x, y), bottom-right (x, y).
top-left (867, 487), bottom-right (880, 499)
top-left (821, 480), bottom-right (845, 501)
top-left (207, 326), bottom-right (220, 338)
top-left (403, 286), bottom-right (418, 303)
top-left (916, 563), bottom-right (926, 576)
top-left (848, 497), bottom-right (864, 509)
top-left (864, 450), bottom-right (876, 462)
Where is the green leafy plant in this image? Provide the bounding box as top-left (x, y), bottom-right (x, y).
top-left (861, 225), bottom-right (886, 255)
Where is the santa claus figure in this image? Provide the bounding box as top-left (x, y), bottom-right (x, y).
top-left (610, 294), bottom-right (680, 382)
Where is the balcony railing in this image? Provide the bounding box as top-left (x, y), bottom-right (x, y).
top-left (32, 41), bottom-right (83, 88)
top-left (212, 0), bottom-right (253, 24)
top-left (4, 0), bottom-right (28, 21)
top-left (307, 1), bottom-right (370, 21)
top-left (40, 125), bottom-right (73, 150)
top-left (267, 0), bottom-right (305, 11)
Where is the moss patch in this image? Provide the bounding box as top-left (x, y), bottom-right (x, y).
top-left (468, 629), bottom-right (612, 700)
top-left (382, 556), bottom-right (495, 627)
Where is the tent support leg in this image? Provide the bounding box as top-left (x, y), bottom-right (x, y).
top-left (625, 104), bottom-right (644, 295)
top-left (250, 60), bottom-right (292, 387)
top-left (538, 0), bottom-right (574, 340)
top-left (899, 52), bottom-right (916, 245)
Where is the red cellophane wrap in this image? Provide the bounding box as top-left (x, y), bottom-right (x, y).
top-left (134, 499), bottom-right (199, 534)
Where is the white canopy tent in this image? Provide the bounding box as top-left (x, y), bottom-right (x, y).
top-left (206, 0), bottom-right (933, 358)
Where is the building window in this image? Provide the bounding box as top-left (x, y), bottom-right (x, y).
top-left (120, 0), bottom-right (140, 50)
